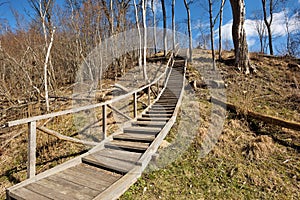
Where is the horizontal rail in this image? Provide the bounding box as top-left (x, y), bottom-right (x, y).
top-left (6, 54), bottom-right (174, 127)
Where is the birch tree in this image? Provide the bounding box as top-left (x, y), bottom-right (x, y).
top-left (161, 0), bottom-right (167, 56)
top-left (218, 0), bottom-right (226, 60)
top-left (229, 0), bottom-right (251, 74)
top-left (151, 0), bottom-right (157, 53)
top-left (208, 0), bottom-right (215, 69)
top-left (184, 0), bottom-right (193, 62)
top-left (142, 0), bottom-right (148, 81)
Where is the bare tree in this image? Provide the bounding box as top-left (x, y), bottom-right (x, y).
top-left (252, 10), bottom-right (267, 53)
top-left (218, 0), bottom-right (226, 60)
top-left (229, 0), bottom-right (251, 74)
top-left (172, 0), bottom-right (176, 51)
top-left (133, 0), bottom-right (142, 68)
top-left (29, 0), bottom-right (55, 112)
top-left (151, 0), bottom-right (157, 53)
top-left (208, 0), bottom-right (215, 69)
top-left (161, 0), bottom-right (167, 56)
top-left (261, 0), bottom-right (283, 55)
top-left (142, 0), bottom-right (148, 81)
top-left (184, 0), bottom-right (193, 62)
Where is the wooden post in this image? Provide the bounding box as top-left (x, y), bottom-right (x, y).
top-left (147, 86), bottom-right (151, 106)
top-left (102, 105), bottom-right (107, 139)
top-left (27, 121), bottom-right (36, 179)
top-left (133, 92), bottom-right (137, 118)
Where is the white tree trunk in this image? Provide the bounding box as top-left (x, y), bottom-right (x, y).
top-left (151, 0), bottom-right (157, 54)
top-left (133, 0), bottom-right (142, 68)
top-left (172, 0), bottom-right (176, 51)
top-left (230, 0), bottom-right (251, 74)
top-left (184, 0), bottom-right (192, 62)
top-left (161, 0), bottom-right (167, 56)
top-left (142, 0), bottom-right (148, 81)
top-left (208, 0), bottom-right (215, 69)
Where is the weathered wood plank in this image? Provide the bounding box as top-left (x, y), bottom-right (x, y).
top-left (132, 121), bottom-right (167, 127)
top-left (25, 182), bottom-right (80, 200)
top-left (113, 133), bottom-right (155, 142)
top-left (38, 177), bottom-right (99, 199)
top-left (27, 121), bottom-right (36, 179)
top-left (88, 148), bottom-right (142, 163)
top-left (93, 166), bottom-right (142, 200)
top-left (75, 163), bottom-right (121, 183)
top-left (123, 126), bottom-right (161, 134)
top-left (82, 154), bottom-right (137, 174)
top-left (8, 187), bottom-right (50, 200)
top-left (105, 140), bottom-right (149, 152)
top-left (46, 172), bottom-right (108, 192)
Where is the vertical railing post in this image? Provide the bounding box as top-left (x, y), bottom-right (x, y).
top-left (133, 92), bottom-right (137, 118)
top-left (102, 104), bottom-right (107, 139)
top-left (147, 86), bottom-right (151, 106)
top-left (27, 121), bottom-right (36, 179)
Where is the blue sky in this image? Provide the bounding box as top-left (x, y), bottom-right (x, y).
top-left (0, 0), bottom-right (299, 54)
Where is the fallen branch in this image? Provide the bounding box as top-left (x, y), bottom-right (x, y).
top-left (38, 126), bottom-right (99, 146)
top-left (211, 97), bottom-right (300, 131)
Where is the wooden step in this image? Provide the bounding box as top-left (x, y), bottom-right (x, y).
top-left (123, 126), bottom-right (161, 134)
top-left (146, 110), bottom-right (173, 114)
top-left (142, 113), bottom-right (172, 118)
top-left (149, 107), bottom-right (175, 111)
top-left (86, 148), bottom-right (142, 163)
top-left (113, 133), bottom-right (155, 142)
top-left (137, 117), bottom-right (170, 122)
top-left (151, 104), bottom-right (176, 108)
top-left (105, 140), bottom-right (149, 152)
top-left (82, 153), bottom-right (138, 174)
top-left (132, 121), bottom-right (167, 127)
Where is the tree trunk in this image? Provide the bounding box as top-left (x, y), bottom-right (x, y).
top-left (161, 0), bottom-right (167, 56)
top-left (151, 0), bottom-right (157, 54)
top-left (262, 0), bottom-right (274, 55)
top-left (184, 0), bottom-right (193, 62)
top-left (172, 0), bottom-right (176, 51)
top-left (229, 0), bottom-right (251, 74)
top-left (133, 0), bottom-right (142, 68)
top-left (142, 0), bottom-right (148, 81)
top-left (218, 0), bottom-right (225, 61)
top-left (208, 0), bottom-right (215, 69)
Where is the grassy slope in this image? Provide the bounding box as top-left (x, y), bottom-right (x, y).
top-left (120, 50), bottom-right (300, 199)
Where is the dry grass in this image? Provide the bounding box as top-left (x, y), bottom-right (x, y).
top-left (120, 49), bottom-right (300, 199)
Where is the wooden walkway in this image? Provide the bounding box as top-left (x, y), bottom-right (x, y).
top-left (6, 57), bottom-right (186, 200)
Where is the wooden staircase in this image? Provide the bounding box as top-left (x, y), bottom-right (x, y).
top-left (6, 58), bottom-right (186, 200)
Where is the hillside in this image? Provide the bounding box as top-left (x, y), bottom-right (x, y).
top-left (0, 49), bottom-right (299, 199)
top-left (120, 49), bottom-right (300, 199)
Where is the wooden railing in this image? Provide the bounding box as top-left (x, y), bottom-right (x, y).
top-left (5, 53), bottom-right (175, 179)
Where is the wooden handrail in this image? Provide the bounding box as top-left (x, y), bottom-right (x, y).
top-left (6, 53), bottom-right (174, 127)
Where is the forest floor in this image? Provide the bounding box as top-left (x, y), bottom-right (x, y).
top-left (120, 49), bottom-right (300, 199)
top-left (0, 49), bottom-right (299, 199)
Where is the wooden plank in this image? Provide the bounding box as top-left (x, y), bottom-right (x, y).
top-left (25, 182), bottom-right (79, 200)
top-left (146, 110), bottom-right (174, 114)
top-left (105, 140), bottom-right (149, 152)
top-left (137, 117), bottom-right (169, 122)
top-left (132, 121), bottom-right (167, 127)
top-left (142, 113), bottom-right (172, 118)
top-left (38, 177), bottom-right (99, 199)
top-left (9, 187), bottom-right (50, 200)
top-left (123, 126), bottom-right (161, 134)
top-left (113, 133), bottom-right (155, 142)
top-left (51, 171), bottom-right (108, 191)
top-left (107, 104), bottom-right (131, 120)
top-left (93, 166), bottom-right (142, 200)
top-left (38, 126), bottom-right (99, 146)
top-left (75, 163), bottom-right (121, 183)
top-left (65, 165), bottom-right (117, 184)
top-left (133, 92), bottom-right (137, 118)
top-left (88, 148), bottom-right (142, 163)
top-left (82, 154), bottom-right (137, 174)
top-left (102, 104), bottom-right (107, 138)
top-left (27, 121), bottom-right (36, 179)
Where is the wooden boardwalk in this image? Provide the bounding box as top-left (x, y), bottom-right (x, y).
top-left (6, 57), bottom-right (186, 200)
